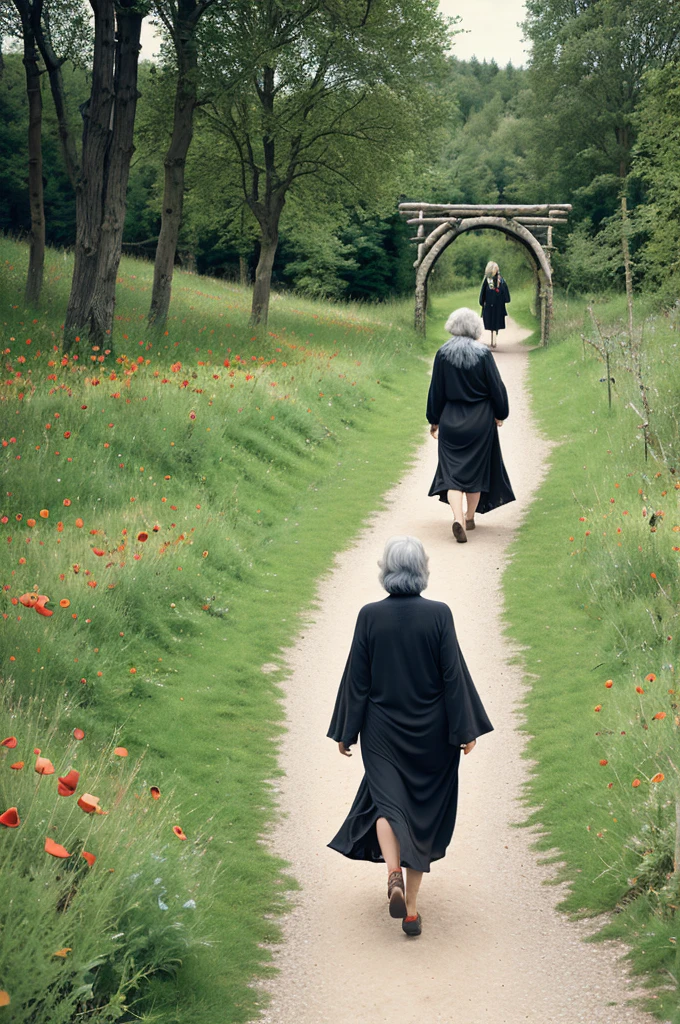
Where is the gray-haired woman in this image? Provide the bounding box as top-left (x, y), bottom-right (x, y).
top-left (327, 536), bottom-right (493, 936)
top-left (427, 307), bottom-right (515, 543)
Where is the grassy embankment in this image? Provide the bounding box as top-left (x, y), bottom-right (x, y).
top-left (505, 290), bottom-right (680, 1021)
top-left (0, 236), bottom-right (436, 1022)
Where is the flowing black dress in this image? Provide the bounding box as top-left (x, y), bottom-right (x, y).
top-left (479, 275), bottom-right (510, 332)
top-left (327, 595), bottom-right (493, 872)
top-left (427, 341), bottom-right (515, 514)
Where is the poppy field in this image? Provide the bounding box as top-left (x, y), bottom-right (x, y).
top-left (0, 237), bottom-right (428, 1022)
top-left (505, 291), bottom-right (680, 1020)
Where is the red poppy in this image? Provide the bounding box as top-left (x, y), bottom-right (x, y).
top-left (136, 531), bottom-right (148, 543)
top-left (0, 807), bottom-right (20, 828)
top-left (77, 793), bottom-right (100, 814)
top-left (92, 548), bottom-right (105, 557)
top-left (173, 825), bottom-right (187, 840)
top-left (10, 761), bottom-right (24, 770)
top-left (636, 686), bottom-right (644, 694)
top-left (632, 778), bottom-right (641, 788)
top-left (63, 499), bottom-right (71, 507)
top-left (39, 509), bottom-right (49, 518)
top-left (653, 711), bottom-right (666, 720)
top-left (599, 759), bottom-right (608, 766)
top-left (82, 850), bottom-right (96, 867)
top-left (1, 737), bottom-right (17, 749)
top-left (73, 728), bottom-right (85, 741)
top-left (114, 746), bottom-right (128, 757)
top-left (19, 593), bottom-right (37, 608)
top-left (645, 673), bottom-right (656, 682)
top-left (35, 753), bottom-right (55, 775)
top-left (0, 991), bottom-right (9, 1007)
top-left (75, 518), bottom-right (84, 528)
top-left (605, 680), bottom-right (613, 688)
top-left (57, 769), bottom-right (79, 797)
top-left (150, 786), bottom-right (160, 800)
top-left (26, 518), bottom-right (36, 528)
top-left (60, 599), bottom-right (70, 608)
top-left (35, 595), bottom-right (53, 617)
top-left (594, 704), bottom-right (602, 712)
top-left (45, 837), bottom-right (70, 858)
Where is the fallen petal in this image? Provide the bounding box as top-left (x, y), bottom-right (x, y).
top-left (45, 837), bottom-right (70, 858)
top-left (0, 807), bottom-right (20, 828)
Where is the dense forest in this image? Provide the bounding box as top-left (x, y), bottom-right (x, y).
top-left (1, 1), bottom-right (679, 313)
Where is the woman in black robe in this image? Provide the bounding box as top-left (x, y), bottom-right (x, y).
top-left (427, 306), bottom-right (515, 543)
top-left (479, 260), bottom-right (511, 348)
top-left (328, 536), bottom-right (493, 936)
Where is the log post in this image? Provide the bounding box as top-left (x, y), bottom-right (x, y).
top-left (415, 272), bottom-right (427, 336)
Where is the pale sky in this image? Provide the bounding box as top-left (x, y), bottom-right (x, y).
top-left (140, 1), bottom-right (529, 66)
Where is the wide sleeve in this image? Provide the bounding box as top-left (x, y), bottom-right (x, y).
top-left (484, 352), bottom-right (509, 421)
top-left (440, 607), bottom-right (493, 746)
top-left (479, 279), bottom-right (487, 308)
top-left (327, 608), bottom-right (371, 747)
top-left (426, 351), bottom-right (446, 425)
top-left (502, 279), bottom-right (510, 304)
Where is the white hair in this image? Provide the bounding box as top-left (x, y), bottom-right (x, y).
top-left (378, 536), bottom-right (429, 595)
top-left (485, 261), bottom-right (499, 277)
top-left (444, 307), bottom-right (484, 340)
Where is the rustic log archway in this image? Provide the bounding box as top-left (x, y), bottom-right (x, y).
top-left (398, 203), bottom-right (572, 344)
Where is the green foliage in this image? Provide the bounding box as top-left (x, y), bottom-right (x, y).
top-left (0, 691), bottom-right (208, 1023)
top-left (0, 236), bottom-right (428, 1022)
top-left (504, 289), bottom-right (680, 1017)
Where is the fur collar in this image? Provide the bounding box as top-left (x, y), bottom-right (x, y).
top-left (439, 335), bottom-right (488, 369)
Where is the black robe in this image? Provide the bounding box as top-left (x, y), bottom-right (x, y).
top-left (327, 595), bottom-right (493, 872)
top-left (426, 344), bottom-right (515, 514)
top-left (479, 275), bottom-right (510, 332)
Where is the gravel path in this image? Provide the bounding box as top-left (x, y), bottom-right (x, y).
top-left (258, 320), bottom-right (659, 1024)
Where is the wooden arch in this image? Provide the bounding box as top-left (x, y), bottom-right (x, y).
top-left (398, 203), bottom-right (572, 344)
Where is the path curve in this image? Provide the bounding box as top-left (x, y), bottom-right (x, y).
top-left (259, 320), bottom-right (657, 1024)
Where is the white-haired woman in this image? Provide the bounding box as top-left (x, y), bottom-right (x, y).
top-left (479, 261), bottom-right (511, 348)
top-left (427, 307), bottom-right (514, 542)
top-left (328, 536), bottom-right (492, 936)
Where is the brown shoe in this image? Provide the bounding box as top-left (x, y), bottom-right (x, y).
top-left (466, 518), bottom-right (475, 531)
top-left (387, 870), bottom-right (407, 919)
top-left (452, 521), bottom-right (467, 544)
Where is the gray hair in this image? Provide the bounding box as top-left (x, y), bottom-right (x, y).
top-left (444, 307), bottom-right (484, 340)
top-left (485, 261), bottom-right (499, 277)
top-left (378, 536), bottom-right (429, 595)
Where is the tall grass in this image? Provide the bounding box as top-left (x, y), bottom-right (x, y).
top-left (1, 237), bottom-right (430, 1021)
top-left (505, 288), bottom-right (680, 1021)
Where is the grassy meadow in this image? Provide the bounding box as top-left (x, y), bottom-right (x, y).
top-left (505, 290), bottom-right (680, 1020)
top-left (0, 236), bottom-right (436, 1022)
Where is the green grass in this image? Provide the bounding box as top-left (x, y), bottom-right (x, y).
top-left (0, 237), bottom-right (439, 1022)
top-left (504, 289), bottom-right (680, 1020)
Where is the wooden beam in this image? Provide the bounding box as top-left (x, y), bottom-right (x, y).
top-left (399, 202), bottom-right (572, 215)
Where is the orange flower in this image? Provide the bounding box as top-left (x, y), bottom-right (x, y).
top-left (632, 778), bottom-right (641, 788)
top-left (75, 518), bottom-right (84, 528)
top-left (73, 728), bottom-right (85, 741)
top-left (651, 773), bottom-right (665, 783)
top-left (59, 599), bottom-right (70, 608)
top-left (57, 769), bottom-right (79, 797)
top-left (0, 807), bottom-right (20, 828)
top-left (56, 521), bottom-right (64, 532)
top-left (44, 837), bottom-right (70, 858)
top-left (19, 593), bottom-right (37, 608)
top-left (92, 548), bottom-right (105, 557)
top-left (10, 761), bottom-right (24, 770)
top-left (63, 499), bottom-right (71, 507)
top-left (53, 948), bottom-right (72, 958)
top-left (114, 746), bottom-right (128, 757)
top-left (653, 711), bottom-right (666, 720)
top-left (605, 680), bottom-right (613, 688)
top-left (0, 991), bottom-right (9, 1007)
top-left (636, 686), bottom-right (644, 694)
top-left (150, 786), bottom-right (160, 800)
top-left (82, 850), bottom-right (96, 867)
top-left (136, 531), bottom-right (148, 542)
top-left (26, 518), bottom-right (36, 528)
top-left (645, 673), bottom-right (656, 682)
top-left (77, 793), bottom-right (100, 814)
top-left (39, 509), bottom-right (49, 518)
top-left (35, 595), bottom-right (53, 617)
top-left (0, 736), bottom-right (17, 749)
top-left (34, 752), bottom-right (55, 775)
top-left (173, 825), bottom-right (187, 840)
top-left (594, 704), bottom-right (602, 712)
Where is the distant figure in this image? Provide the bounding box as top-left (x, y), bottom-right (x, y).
top-left (327, 535), bottom-right (493, 937)
top-left (427, 307), bottom-right (515, 543)
top-left (479, 261), bottom-right (510, 348)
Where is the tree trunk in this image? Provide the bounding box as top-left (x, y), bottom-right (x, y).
top-left (31, 6), bottom-right (80, 188)
top-left (88, 5), bottom-right (142, 347)
top-left (620, 193), bottom-right (634, 341)
top-left (148, 6), bottom-right (198, 327)
top-left (14, 0), bottom-right (45, 305)
top-left (63, 0), bottom-right (115, 351)
top-left (250, 224), bottom-right (279, 326)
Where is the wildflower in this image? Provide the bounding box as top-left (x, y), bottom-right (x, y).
top-left (59, 599), bottom-right (70, 608)
top-left (114, 747), bottom-right (128, 757)
top-left (653, 712), bottom-right (666, 720)
top-left (63, 499), bottom-right (71, 507)
top-left (594, 704), bottom-right (602, 712)
top-left (645, 673), bottom-right (656, 682)
top-left (632, 779), bottom-right (641, 788)
top-left (651, 773), bottom-right (665, 783)
top-left (10, 762), bottom-right (23, 770)
top-left (605, 680), bottom-right (613, 688)
top-left (34, 751), bottom-right (55, 775)
top-left (137, 531), bottom-right (148, 542)
top-left (150, 786), bottom-right (161, 800)
top-left (82, 851), bottom-right (96, 867)
top-left (57, 769), bottom-right (79, 797)
top-left (73, 728), bottom-right (85, 740)
top-left (0, 737), bottom-right (17, 749)
top-left (173, 825), bottom-right (187, 840)
top-left (75, 518), bottom-right (84, 528)
top-left (599, 759), bottom-right (608, 766)
top-left (636, 686), bottom-right (644, 694)
top-left (44, 837), bottom-right (70, 858)
top-left (0, 807), bottom-right (19, 828)
top-left (77, 793), bottom-right (100, 814)
top-left (39, 509), bottom-right (49, 518)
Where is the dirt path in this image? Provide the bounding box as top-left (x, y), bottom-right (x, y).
top-left (259, 320), bottom-right (657, 1024)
